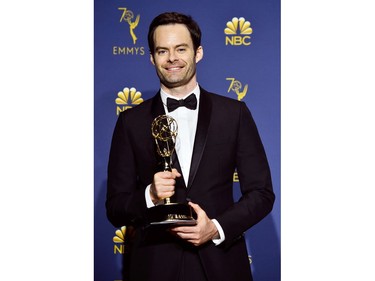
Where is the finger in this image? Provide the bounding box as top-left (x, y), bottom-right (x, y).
top-left (160, 170), bottom-right (180, 180)
top-left (160, 179), bottom-right (176, 187)
top-left (159, 185), bottom-right (175, 193)
top-left (171, 168), bottom-right (181, 178)
top-left (154, 184), bottom-right (175, 197)
top-left (159, 171), bottom-right (175, 179)
top-left (188, 201), bottom-right (203, 214)
top-left (174, 231), bottom-right (197, 240)
top-left (171, 226), bottom-right (195, 233)
top-left (160, 191), bottom-right (174, 199)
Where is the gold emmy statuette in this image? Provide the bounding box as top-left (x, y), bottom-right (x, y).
top-left (147, 115), bottom-right (196, 226)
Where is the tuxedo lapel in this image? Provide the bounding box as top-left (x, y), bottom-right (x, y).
top-left (187, 89), bottom-right (212, 189)
top-left (151, 91), bottom-right (166, 118)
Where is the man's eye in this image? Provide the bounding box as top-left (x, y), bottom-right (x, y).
top-left (177, 48), bottom-right (186, 53)
top-left (157, 50), bottom-right (167, 55)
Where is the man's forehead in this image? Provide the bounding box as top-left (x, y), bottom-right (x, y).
top-left (154, 24), bottom-right (189, 35)
top-left (153, 24), bottom-right (192, 47)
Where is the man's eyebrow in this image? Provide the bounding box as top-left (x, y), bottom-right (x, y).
top-left (175, 43), bottom-right (189, 48)
top-left (155, 43), bottom-right (189, 51)
top-left (155, 46), bottom-right (167, 51)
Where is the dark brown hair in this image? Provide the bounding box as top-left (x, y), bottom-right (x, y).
top-left (148, 12), bottom-right (202, 54)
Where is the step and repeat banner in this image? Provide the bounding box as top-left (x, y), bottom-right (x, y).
top-left (94, 0), bottom-right (280, 280)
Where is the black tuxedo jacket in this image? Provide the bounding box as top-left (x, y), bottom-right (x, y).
top-left (106, 87), bottom-right (275, 281)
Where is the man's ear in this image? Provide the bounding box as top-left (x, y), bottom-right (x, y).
top-left (150, 53), bottom-right (155, 65)
top-left (195, 46), bottom-right (204, 63)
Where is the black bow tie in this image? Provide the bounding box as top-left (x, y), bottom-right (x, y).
top-left (166, 94), bottom-right (197, 112)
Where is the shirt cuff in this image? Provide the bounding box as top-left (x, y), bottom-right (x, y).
top-left (211, 219), bottom-right (225, 245)
top-left (145, 184), bottom-right (155, 208)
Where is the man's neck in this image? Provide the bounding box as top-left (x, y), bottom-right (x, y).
top-left (161, 81), bottom-right (198, 99)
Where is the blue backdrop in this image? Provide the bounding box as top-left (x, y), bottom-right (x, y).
top-left (94, 0), bottom-right (280, 280)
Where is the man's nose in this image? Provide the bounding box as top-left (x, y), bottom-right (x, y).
top-left (168, 51), bottom-right (178, 62)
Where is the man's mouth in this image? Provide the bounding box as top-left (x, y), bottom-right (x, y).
top-left (165, 65), bottom-right (184, 71)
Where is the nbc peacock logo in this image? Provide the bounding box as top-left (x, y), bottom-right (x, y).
top-left (113, 226), bottom-right (126, 254)
top-left (224, 17), bottom-right (253, 46)
top-left (115, 87), bottom-right (144, 115)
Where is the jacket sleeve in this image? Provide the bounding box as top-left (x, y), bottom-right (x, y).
top-left (216, 102), bottom-right (275, 247)
top-left (106, 112), bottom-right (148, 228)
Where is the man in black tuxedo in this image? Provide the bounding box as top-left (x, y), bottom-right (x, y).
top-left (106, 12), bottom-right (275, 281)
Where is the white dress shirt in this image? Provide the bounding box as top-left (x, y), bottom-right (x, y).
top-left (145, 84), bottom-right (225, 245)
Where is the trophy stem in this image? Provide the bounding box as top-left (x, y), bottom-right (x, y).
top-left (148, 115), bottom-right (196, 226)
top-left (163, 158), bottom-right (172, 205)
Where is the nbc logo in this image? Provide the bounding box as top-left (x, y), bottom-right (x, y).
top-left (113, 226), bottom-right (126, 254)
top-left (116, 87), bottom-right (144, 115)
top-left (224, 17), bottom-right (253, 46)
